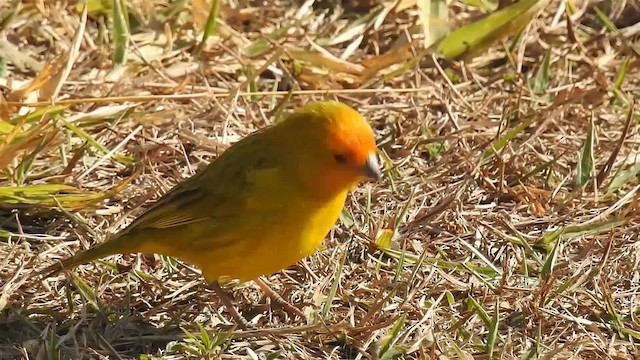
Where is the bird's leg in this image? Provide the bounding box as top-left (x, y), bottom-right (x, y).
top-left (208, 281), bottom-right (251, 330)
top-left (254, 277), bottom-right (305, 319)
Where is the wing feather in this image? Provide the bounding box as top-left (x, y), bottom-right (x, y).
top-left (118, 129), bottom-right (288, 241)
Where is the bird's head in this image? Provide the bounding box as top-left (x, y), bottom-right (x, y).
top-left (279, 101), bottom-right (382, 198)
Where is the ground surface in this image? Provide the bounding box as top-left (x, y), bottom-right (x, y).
top-left (2, 0), bottom-right (640, 359)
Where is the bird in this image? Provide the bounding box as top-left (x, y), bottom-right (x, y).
top-left (38, 100), bottom-right (382, 328)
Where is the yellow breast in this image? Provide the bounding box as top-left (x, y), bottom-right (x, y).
top-left (196, 190), bottom-right (348, 283)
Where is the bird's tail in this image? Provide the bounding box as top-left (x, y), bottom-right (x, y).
top-left (38, 235), bottom-right (136, 279)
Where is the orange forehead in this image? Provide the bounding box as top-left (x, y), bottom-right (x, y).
top-left (306, 101), bottom-right (377, 158)
top-left (328, 112), bottom-right (376, 157)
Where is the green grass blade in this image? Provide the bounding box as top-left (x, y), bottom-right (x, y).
top-left (112, 0), bottom-right (130, 65)
top-left (71, 273), bottom-right (100, 311)
top-left (608, 163), bottom-right (640, 193)
top-left (378, 314), bottom-right (406, 358)
top-left (575, 117), bottom-right (595, 188)
top-left (436, 0), bottom-right (546, 60)
top-left (532, 47), bottom-right (551, 95)
top-left (593, 6), bottom-right (618, 33)
top-left (322, 248), bottom-right (347, 319)
top-left (540, 235), bottom-right (560, 279)
top-left (466, 297), bottom-right (491, 326)
top-left (614, 57), bottom-right (630, 91)
top-left (9, 105), bottom-right (67, 125)
top-left (339, 208), bottom-right (355, 228)
top-left (195, 0), bottom-right (220, 56)
top-left (486, 300), bottom-right (500, 356)
top-left (0, 184), bottom-right (105, 209)
top-left (57, 117), bottom-right (132, 164)
top-left (482, 118), bottom-right (533, 160)
top-left (459, 237), bottom-right (502, 276)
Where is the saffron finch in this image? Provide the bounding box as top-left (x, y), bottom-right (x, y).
top-left (40, 101), bottom-right (381, 327)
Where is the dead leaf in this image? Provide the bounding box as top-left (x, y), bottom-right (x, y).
top-left (7, 61), bottom-right (60, 102)
top-left (0, 92), bottom-right (9, 122)
top-left (360, 38), bottom-right (419, 81)
top-left (285, 46), bottom-right (365, 75)
top-left (39, 5), bottom-right (88, 101)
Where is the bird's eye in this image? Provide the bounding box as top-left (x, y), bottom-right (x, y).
top-left (333, 154), bottom-right (347, 164)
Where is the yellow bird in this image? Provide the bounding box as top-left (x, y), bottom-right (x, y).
top-left (40, 100), bottom-right (382, 327)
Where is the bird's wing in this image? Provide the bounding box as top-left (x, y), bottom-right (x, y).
top-left (119, 130), bottom-right (289, 237)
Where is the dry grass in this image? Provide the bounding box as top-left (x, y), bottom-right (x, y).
top-left (2, 0), bottom-right (640, 359)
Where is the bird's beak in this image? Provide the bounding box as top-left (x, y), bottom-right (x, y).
top-left (364, 152), bottom-right (382, 180)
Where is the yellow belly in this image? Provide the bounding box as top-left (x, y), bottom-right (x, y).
top-left (148, 191), bottom-right (348, 283)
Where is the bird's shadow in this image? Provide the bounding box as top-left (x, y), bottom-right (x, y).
top-left (2, 268), bottom-right (312, 359)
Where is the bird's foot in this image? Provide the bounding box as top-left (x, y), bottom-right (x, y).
top-left (208, 281), bottom-right (251, 330)
top-left (254, 277), bottom-right (305, 319)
